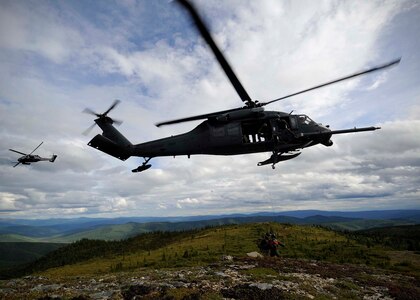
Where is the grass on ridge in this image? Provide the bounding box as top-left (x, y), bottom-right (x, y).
top-left (39, 222), bottom-right (402, 278)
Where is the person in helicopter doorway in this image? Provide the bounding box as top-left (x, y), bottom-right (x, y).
top-left (268, 233), bottom-right (285, 257)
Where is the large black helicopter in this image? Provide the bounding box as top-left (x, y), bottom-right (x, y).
top-left (9, 142), bottom-right (57, 168)
top-left (84, 0), bottom-right (400, 172)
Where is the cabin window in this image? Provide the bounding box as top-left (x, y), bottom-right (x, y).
top-left (241, 121), bottom-right (271, 143)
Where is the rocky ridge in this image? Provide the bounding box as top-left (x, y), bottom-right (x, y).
top-left (1, 256), bottom-right (419, 299)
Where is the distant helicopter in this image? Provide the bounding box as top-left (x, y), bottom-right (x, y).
top-left (9, 142), bottom-right (57, 168)
top-left (84, 0), bottom-right (400, 172)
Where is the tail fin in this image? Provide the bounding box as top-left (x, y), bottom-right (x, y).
top-left (50, 155), bottom-right (57, 162)
top-left (88, 134), bottom-right (131, 160)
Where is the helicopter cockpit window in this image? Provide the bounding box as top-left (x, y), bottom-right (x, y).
top-left (297, 115), bottom-right (315, 126)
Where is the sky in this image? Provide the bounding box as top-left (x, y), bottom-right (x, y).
top-left (0, 0), bottom-right (419, 219)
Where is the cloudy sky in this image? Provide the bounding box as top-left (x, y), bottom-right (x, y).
top-left (0, 0), bottom-right (419, 219)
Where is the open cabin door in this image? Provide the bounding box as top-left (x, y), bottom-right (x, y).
top-left (288, 116), bottom-right (299, 130)
top-left (241, 120), bottom-right (272, 144)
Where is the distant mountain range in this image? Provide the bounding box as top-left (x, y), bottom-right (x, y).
top-left (1, 209), bottom-right (419, 243)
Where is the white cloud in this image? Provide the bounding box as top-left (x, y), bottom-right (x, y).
top-left (365, 73), bottom-right (388, 91)
top-left (0, 1), bottom-right (84, 63)
top-left (176, 197), bottom-right (201, 209)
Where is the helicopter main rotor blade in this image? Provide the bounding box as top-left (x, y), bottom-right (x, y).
top-left (176, 0), bottom-right (253, 105)
top-left (9, 149), bottom-right (27, 156)
top-left (13, 162), bottom-right (21, 168)
top-left (261, 57), bottom-right (401, 106)
top-left (156, 107), bottom-right (244, 127)
top-left (29, 141), bottom-right (43, 155)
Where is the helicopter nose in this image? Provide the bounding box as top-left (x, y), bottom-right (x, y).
top-left (319, 125), bottom-right (333, 146)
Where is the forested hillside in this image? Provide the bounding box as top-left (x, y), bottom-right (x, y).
top-left (3, 223), bottom-right (419, 279)
top-left (0, 242), bottom-right (64, 269)
top-left (1, 222), bottom-right (419, 299)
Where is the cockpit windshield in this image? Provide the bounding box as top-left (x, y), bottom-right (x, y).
top-left (297, 115), bottom-right (315, 125)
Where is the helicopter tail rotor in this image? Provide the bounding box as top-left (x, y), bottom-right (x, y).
top-left (82, 99), bottom-right (123, 135)
top-left (84, 100), bottom-right (133, 161)
top-left (82, 123), bottom-right (98, 136)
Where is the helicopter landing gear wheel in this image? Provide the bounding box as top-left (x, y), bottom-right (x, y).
top-left (132, 157), bottom-right (153, 173)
